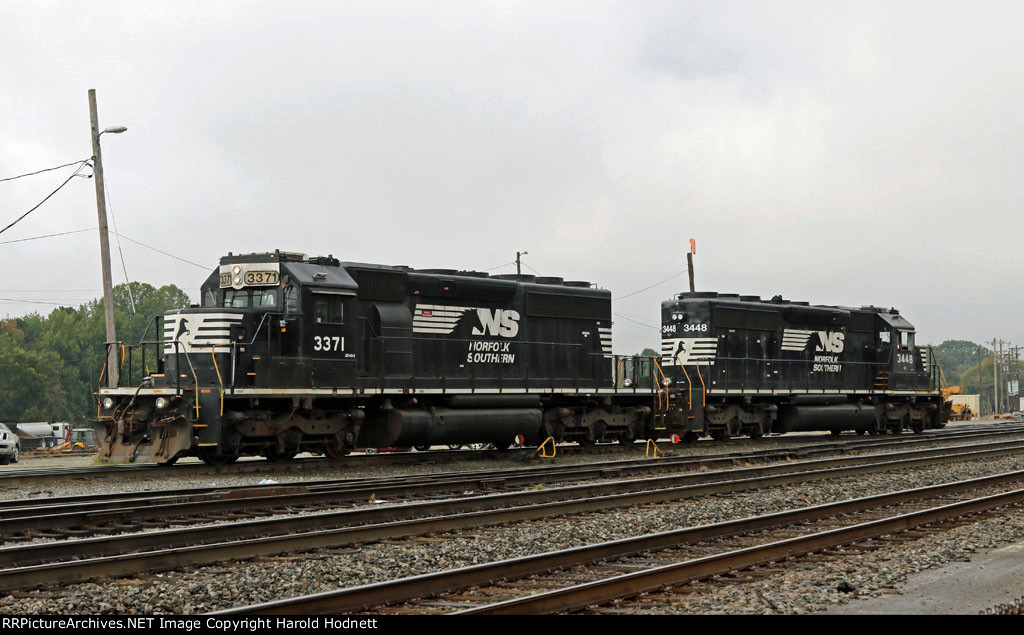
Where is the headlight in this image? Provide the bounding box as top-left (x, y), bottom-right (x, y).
top-left (623, 378), bottom-right (634, 387)
top-left (102, 397), bottom-right (115, 410)
top-left (663, 377), bottom-right (672, 386)
top-left (155, 397), bottom-right (170, 410)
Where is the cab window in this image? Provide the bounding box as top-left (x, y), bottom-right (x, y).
top-left (224, 289), bottom-right (249, 308)
top-left (284, 286), bottom-right (299, 313)
top-left (314, 296), bottom-right (343, 324)
top-left (203, 289), bottom-right (218, 307)
top-left (879, 330), bottom-right (891, 346)
top-left (899, 330), bottom-right (914, 349)
top-left (252, 289), bottom-right (278, 308)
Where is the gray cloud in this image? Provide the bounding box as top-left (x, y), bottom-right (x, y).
top-left (1, 0), bottom-right (1022, 354)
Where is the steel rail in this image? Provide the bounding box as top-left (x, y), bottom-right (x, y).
top-left (2, 441), bottom-right (1023, 591)
top-left (2, 426), bottom-right (1021, 525)
top-left (4, 435), bottom-right (1024, 536)
top-left (456, 486), bottom-right (1024, 614)
top-left (2, 423), bottom-right (1019, 486)
top-left (1, 434), bottom-right (1023, 537)
top-left (217, 469), bottom-right (1024, 615)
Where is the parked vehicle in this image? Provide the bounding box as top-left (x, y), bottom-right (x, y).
top-left (0, 423), bottom-right (21, 465)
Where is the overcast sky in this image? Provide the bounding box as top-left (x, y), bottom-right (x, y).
top-left (1, 0), bottom-right (1022, 354)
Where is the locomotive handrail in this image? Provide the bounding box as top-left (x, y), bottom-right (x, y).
top-left (678, 353), bottom-right (930, 394)
top-left (246, 311), bottom-right (288, 347)
top-left (136, 314), bottom-right (164, 347)
top-left (211, 345), bottom-right (228, 416)
top-left (679, 363), bottom-right (693, 409)
top-left (694, 359), bottom-right (706, 407)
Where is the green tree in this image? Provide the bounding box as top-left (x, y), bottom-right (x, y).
top-left (0, 282), bottom-right (192, 423)
top-left (932, 340), bottom-right (990, 385)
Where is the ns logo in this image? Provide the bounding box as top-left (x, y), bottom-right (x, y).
top-left (816, 331), bottom-right (845, 353)
top-left (472, 309), bottom-right (520, 338)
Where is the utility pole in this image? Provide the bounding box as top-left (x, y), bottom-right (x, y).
top-left (992, 338), bottom-right (999, 416)
top-left (89, 89), bottom-right (119, 388)
top-left (686, 238), bottom-right (696, 293)
top-left (516, 251), bottom-right (527, 276)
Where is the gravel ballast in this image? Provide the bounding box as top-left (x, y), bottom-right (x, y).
top-left (4, 449), bottom-right (1024, 614)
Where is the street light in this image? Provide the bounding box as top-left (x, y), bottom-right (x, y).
top-left (88, 89), bottom-right (127, 388)
top-left (516, 250), bottom-right (528, 276)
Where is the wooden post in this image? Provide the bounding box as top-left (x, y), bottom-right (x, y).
top-left (89, 89), bottom-right (119, 388)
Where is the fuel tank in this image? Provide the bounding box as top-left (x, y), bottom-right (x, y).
top-left (776, 403), bottom-right (875, 433)
top-left (357, 407), bottom-right (543, 448)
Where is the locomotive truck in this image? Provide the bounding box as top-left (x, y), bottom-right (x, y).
top-left (94, 251), bottom-right (946, 464)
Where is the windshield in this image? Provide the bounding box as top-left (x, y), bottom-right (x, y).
top-left (222, 288), bottom-right (279, 309)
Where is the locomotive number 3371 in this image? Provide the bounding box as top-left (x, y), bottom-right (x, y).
top-left (313, 336), bottom-right (343, 352)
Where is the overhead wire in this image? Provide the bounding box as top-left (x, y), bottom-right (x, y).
top-left (102, 175), bottom-right (136, 312)
top-left (110, 231), bottom-right (212, 270)
top-left (0, 227), bottom-right (96, 245)
top-left (0, 160), bottom-right (90, 236)
top-left (613, 270), bottom-right (687, 301)
top-left (484, 261), bottom-right (516, 272)
top-left (0, 159), bottom-right (90, 183)
top-left (613, 312), bottom-right (660, 331)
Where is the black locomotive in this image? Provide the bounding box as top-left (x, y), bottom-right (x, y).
top-left (658, 292), bottom-right (947, 440)
top-left (95, 251), bottom-right (946, 465)
top-left (97, 251), bottom-right (656, 464)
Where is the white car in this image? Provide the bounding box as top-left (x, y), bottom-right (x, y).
top-left (0, 423), bottom-right (20, 465)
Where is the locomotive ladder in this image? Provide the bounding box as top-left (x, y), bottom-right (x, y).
top-left (874, 370), bottom-right (890, 390)
top-left (652, 359), bottom-right (670, 431)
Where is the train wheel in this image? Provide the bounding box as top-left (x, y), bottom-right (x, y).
top-left (912, 414), bottom-right (927, 434)
top-left (199, 449), bottom-right (239, 466)
top-left (830, 429), bottom-right (842, 437)
top-left (710, 429), bottom-right (730, 441)
top-left (447, 444), bottom-right (463, 450)
top-left (324, 442), bottom-right (348, 460)
top-left (414, 445), bottom-right (431, 452)
top-left (264, 448), bottom-right (298, 462)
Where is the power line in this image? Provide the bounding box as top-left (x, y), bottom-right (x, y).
top-left (103, 174), bottom-right (135, 312)
top-left (0, 159), bottom-right (90, 183)
top-left (0, 161), bottom-right (90, 236)
top-left (0, 297), bottom-right (93, 306)
top-left (613, 312), bottom-right (660, 331)
top-left (0, 227), bottom-right (96, 245)
top-left (110, 231), bottom-right (211, 270)
top-left (522, 262), bottom-right (544, 276)
top-left (613, 270), bottom-right (686, 301)
top-left (484, 261), bottom-right (516, 272)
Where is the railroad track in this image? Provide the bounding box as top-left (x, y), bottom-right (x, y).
top-left (217, 470), bottom-right (1024, 615)
top-left (2, 436), bottom-right (1024, 592)
top-left (2, 423), bottom-right (1019, 487)
top-left (1, 426), bottom-right (1022, 540)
